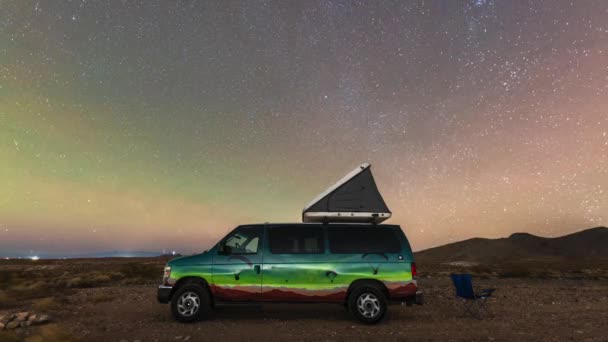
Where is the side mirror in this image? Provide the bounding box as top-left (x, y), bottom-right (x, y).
top-left (218, 242), bottom-right (232, 255)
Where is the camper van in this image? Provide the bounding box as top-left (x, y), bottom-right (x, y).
top-left (157, 164), bottom-right (422, 324)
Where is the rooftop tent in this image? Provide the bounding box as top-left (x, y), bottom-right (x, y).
top-left (302, 163), bottom-right (392, 224)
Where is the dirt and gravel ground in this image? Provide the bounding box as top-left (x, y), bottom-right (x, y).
top-left (2, 258), bottom-right (607, 341)
top-left (5, 278), bottom-right (607, 341)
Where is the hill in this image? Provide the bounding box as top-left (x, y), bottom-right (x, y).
top-left (414, 226), bottom-right (608, 264)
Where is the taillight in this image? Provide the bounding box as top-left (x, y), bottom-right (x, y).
top-left (411, 262), bottom-right (417, 279)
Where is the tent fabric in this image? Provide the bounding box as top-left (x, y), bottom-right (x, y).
top-left (302, 163), bottom-right (391, 223)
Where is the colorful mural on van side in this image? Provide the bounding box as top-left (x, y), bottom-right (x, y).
top-left (166, 251), bottom-right (417, 302)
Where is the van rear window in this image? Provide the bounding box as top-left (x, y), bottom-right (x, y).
top-left (327, 226), bottom-right (401, 254)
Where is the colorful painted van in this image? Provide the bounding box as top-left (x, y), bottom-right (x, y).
top-left (157, 223), bottom-right (423, 324)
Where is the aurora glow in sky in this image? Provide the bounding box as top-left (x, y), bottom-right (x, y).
top-left (1, 1), bottom-right (607, 256)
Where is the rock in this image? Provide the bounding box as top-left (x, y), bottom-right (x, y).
top-left (0, 322), bottom-right (5, 330)
top-left (28, 314), bottom-right (37, 321)
top-left (15, 312), bottom-right (29, 321)
top-left (2, 314), bottom-right (15, 324)
top-left (31, 314), bottom-right (50, 326)
top-left (6, 321), bottom-right (20, 329)
top-left (20, 321), bottom-right (31, 327)
top-left (184, 337), bottom-right (191, 341)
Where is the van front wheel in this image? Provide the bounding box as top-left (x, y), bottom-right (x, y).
top-left (348, 284), bottom-right (388, 324)
top-left (170, 283), bottom-right (211, 323)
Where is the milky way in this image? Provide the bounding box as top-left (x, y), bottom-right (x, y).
top-left (1, 1), bottom-right (607, 255)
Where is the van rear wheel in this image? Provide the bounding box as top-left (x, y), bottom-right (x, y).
top-left (170, 283), bottom-right (212, 323)
top-left (348, 283), bottom-right (388, 324)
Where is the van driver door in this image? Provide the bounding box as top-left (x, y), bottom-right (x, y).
top-left (211, 226), bottom-right (264, 302)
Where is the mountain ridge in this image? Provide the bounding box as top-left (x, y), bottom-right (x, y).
top-left (414, 226), bottom-right (608, 263)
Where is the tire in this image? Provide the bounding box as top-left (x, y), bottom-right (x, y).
top-left (347, 283), bottom-right (388, 324)
top-left (170, 283), bottom-right (212, 323)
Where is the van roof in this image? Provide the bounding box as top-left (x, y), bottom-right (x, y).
top-left (240, 222), bottom-right (401, 228)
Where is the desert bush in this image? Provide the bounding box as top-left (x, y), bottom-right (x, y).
top-left (121, 277), bottom-right (148, 285)
top-left (33, 297), bottom-right (62, 311)
top-left (119, 263), bottom-right (160, 281)
top-left (0, 270), bottom-right (28, 290)
top-left (0, 331), bottom-right (20, 342)
top-left (24, 324), bottom-right (77, 342)
top-left (91, 292), bottom-right (114, 303)
top-left (498, 264), bottom-right (533, 278)
top-left (470, 264), bottom-right (493, 275)
top-left (65, 277), bottom-right (88, 287)
top-left (89, 274), bottom-right (112, 283)
top-left (0, 270), bottom-right (13, 288)
top-left (8, 280), bottom-right (49, 300)
top-left (0, 258), bottom-right (166, 306)
top-left (0, 290), bottom-right (18, 308)
top-left (64, 271), bottom-right (122, 288)
top-left (65, 276), bottom-right (84, 288)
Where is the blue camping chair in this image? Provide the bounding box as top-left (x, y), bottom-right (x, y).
top-left (450, 274), bottom-right (496, 319)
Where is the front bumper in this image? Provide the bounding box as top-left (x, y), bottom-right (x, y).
top-left (157, 285), bottom-right (173, 303)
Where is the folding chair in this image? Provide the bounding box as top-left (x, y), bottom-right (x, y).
top-left (450, 273), bottom-right (495, 319)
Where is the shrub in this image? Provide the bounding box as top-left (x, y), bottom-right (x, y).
top-left (470, 264), bottom-right (493, 275)
top-left (91, 292), bottom-right (114, 303)
top-left (118, 263), bottom-right (160, 281)
top-left (497, 264), bottom-right (532, 278)
top-left (33, 297), bottom-right (62, 311)
top-left (65, 272), bottom-right (119, 288)
top-left (25, 325), bottom-right (77, 342)
top-left (65, 277), bottom-right (84, 288)
top-left (0, 290), bottom-right (17, 308)
top-left (0, 331), bottom-right (20, 342)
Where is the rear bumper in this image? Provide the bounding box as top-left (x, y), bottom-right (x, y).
top-left (157, 285), bottom-right (173, 304)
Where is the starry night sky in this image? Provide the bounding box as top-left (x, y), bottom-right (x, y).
top-left (1, 1), bottom-right (607, 255)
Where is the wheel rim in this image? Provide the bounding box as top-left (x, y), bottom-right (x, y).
top-left (356, 292), bottom-right (381, 318)
top-left (177, 291), bottom-right (200, 317)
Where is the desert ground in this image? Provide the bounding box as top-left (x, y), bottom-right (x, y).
top-left (1, 257), bottom-right (607, 341)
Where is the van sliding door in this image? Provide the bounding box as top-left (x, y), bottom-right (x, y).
top-left (261, 225), bottom-right (340, 301)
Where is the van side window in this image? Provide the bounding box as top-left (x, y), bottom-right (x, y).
top-left (223, 226), bottom-right (262, 254)
top-left (327, 226), bottom-right (401, 254)
top-left (268, 226), bottom-right (324, 254)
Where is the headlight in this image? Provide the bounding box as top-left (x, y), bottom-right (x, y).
top-left (163, 266), bottom-right (171, 283)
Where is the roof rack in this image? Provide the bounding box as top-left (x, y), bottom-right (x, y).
top-left (302, 163), bottom-right (391, 224)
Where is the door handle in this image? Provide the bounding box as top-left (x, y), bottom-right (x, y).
top-left (254, 265), bottom-right (261, 274)
top-left (325, 270), bottom-right (338, 278)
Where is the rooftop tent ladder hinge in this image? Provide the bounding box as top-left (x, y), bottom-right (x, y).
top-left (302, 163), bottom-right (392, 224)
